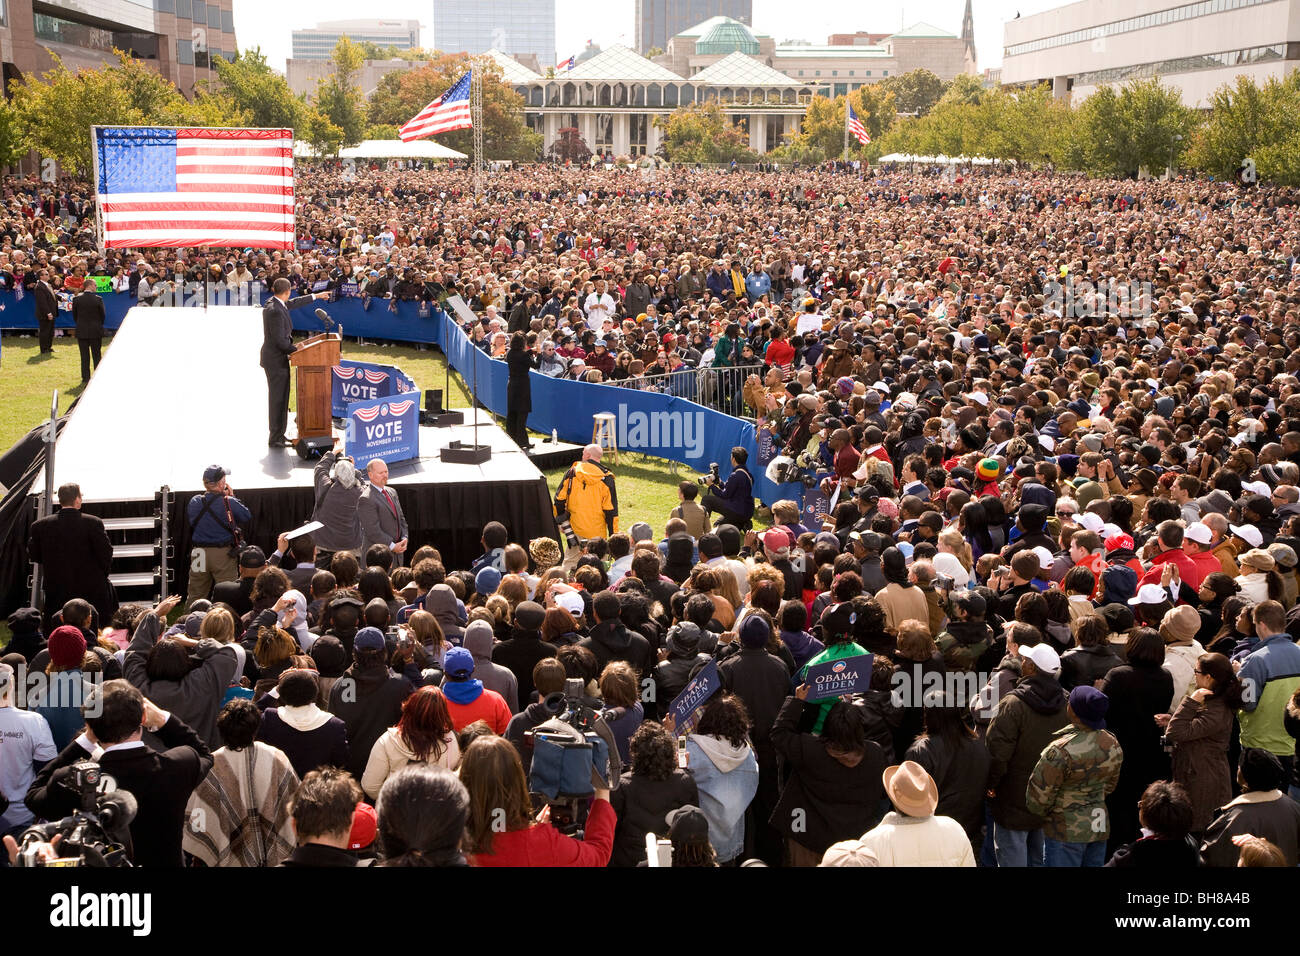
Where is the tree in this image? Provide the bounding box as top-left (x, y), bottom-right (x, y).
top-left (937, 72), bottom-right (986, 108)
top-left (314, 36), bottom-right (367, 150)
top-left (364, 123), bottom-right (400, 140)
top-left (367, 53), bottom-right (541, 162)
top-left (781, 88), bottom-right (893, 161)
top-left (644, 47), bottom-right (664, 58)
top-left (1069, 77), bottom-right (1198, 176)
top-left (210, 47), bottom-right (305, 130)
top-left (882, 69), bottom-right (943, 116)
top-left (657, 103), bottom-right (756, 164)
top-left (0, 99), bottom-right (25, 170)
top-left (299, 106), bottom-right (345, 158)
top-left (547, 126), bottom-right (591, 164)
top-left (1187, 71), bottom-right (1300, 185)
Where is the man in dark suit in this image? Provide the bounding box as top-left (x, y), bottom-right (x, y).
top-left (27, 482), bottom-right (114, 632)
top-left (25, 679), bottom-right (213, 869)
top-left (72, 281), bottom-right (106, 383)
top-left (358, 458), bottom-right (409, 565)
top-left (261, 277), bottom-right (329, 447)
top-left (33, 269), bottom-right (58, 354)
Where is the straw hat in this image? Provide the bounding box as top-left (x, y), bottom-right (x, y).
top-left (882, 760), bottom-right (939, 818)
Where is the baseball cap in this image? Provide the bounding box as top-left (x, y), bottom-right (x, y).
top-left (1075, 513), bottom-right (1105, 533)
top-left (1031, 546), bottom-right (1055, 571)
top-left (349, 802), bottom-right (378, 850)
top-left (554, 589), bottom-right (585, 617)
top-left (353, 626), bottom-right (386, 651)
top-left (762, 529), bottom-right (791, 553)
top-left (665, 805), bottom-right (711, 845)
top-left (1230, 524), bottom-right (1264, 549)
top-left (1128, 583), bottom-right (1169, 607)
top-left (203, 464), bottom-right (228, 483)
top-left (1104, 532), bottom-right (1135, 553)
top-left (1184, 522), bottom-right (1213, 545)
top-left (444, 646), bottom-right (475, 679)
top-left (1018, 643), bottom-right (1061, 676)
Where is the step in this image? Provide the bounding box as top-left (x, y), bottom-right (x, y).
top-left (103, 517), bottom-right (157, 532)
top-left (113, 544), bottom-right (158, 559)
top-left (109, 572), bottom-right (157, 589)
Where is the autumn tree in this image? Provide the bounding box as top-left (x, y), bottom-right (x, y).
top-left (547, 127), bottom-right (592, 164)
top-left (657, 102), bottom-right (756, 164)
top-left (313, 36), bottom-right (367, 150)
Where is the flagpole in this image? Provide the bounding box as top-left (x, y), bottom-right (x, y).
top-left (842, 103), bottom-right (849, 163)
top-left (472, 64), bottom-right (484, 202)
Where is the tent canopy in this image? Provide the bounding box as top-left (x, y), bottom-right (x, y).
top-left (877, 153), bottom-right (1002, 165)
top-left (294, 139), bottom-right (468, 160)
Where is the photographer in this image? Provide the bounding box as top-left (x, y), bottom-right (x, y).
top-left (185, 464), bottom-right (252, 607)
top-left (312, 440), bottom-right (365, 569)
top-left (701, 446), bottom-right (755, 531)
top-left (25, 680), bottom-right (213, 868)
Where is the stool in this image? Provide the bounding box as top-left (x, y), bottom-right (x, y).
top-left (592, 412), bottom-right (619, 463)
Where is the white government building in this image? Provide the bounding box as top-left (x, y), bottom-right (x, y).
top-left (1001, 0), bottom-right (1300, 107)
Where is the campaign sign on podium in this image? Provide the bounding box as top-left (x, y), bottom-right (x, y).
top-left (345, 395), bottom-right (419, 465)
top-left (332, 360), bottom-right (417, 418)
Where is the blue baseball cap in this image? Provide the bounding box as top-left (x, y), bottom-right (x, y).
top-left (353, 626), bottom-right (386, 652)
top-left (445, 646), bottom-right (475, 679)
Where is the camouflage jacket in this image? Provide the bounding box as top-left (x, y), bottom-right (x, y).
top-left (1024, 726), bottom-right (1124, 843)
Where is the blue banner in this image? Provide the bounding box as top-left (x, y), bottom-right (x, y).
top-left (805, 654), bottom-right (873, 701)
top-left (801, 486), bottom-right (831, 527)
top-left (345, 395), bottom-right (420, 465)
top-left (331, 360), bottom-right (418, 418)
top-left (756, 420), bottom-right (777, 468)
top-left (665, 659), bottom-right (720, 735)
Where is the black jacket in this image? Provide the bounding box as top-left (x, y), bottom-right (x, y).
top-left (327, 664), bottom-right (413, 779)
top-left (27, 508), bottom-right (114, 627)
top-left (1106, 835), bottom-right (1201, 867)
top-left (72, 290), bottom-right (105, 339)
top-left (257, 707), bottom-right (351, 779)
top-left (260, 294), bottom-right (314, 369)
top-left (717, 647), bottom-right (793, 769)
top-left (905, 732), bottom-right (992, 839)
top-left (770, 696), bottom-right (886, 856)
top-left (279, 842), bottom-right (370, 867)
top-left (27, 715), bottom-right (213, 868)
top-left (609, 769), bottom-right (699, 867)
top-left (491, 630), bottom-right (559, 711)
top-left (581, 620), bottom-right (654, 680)
top-left (1059, 643), bottom-right (1123, 691)
top-left (33, 280), bottom-right (57, 322)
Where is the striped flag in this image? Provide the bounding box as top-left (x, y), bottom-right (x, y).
top-left (557, 55), bottom-right (575, 71)
top-left (92, 127), bottom-right (294, 249)
top-left (400, 71), bottom-right (473, 142)
top-left (847, 105), bottom-right (871, 145)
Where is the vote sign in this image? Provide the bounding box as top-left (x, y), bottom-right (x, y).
top-left (346, 396), bottom-right (419, 465)
top-left (332, 360), bottom-right (417, 417)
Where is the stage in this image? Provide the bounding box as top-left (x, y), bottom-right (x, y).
top-left (39, 306), bottom-right (559, 590)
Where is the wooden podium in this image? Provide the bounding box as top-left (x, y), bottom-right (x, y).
top-left (289, 333), bottom-right (341, 450)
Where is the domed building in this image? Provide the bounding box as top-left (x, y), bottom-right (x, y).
top-left (694, 17), bottom-right (761, 56)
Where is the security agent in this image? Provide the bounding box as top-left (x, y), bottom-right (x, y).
top-left (701, 446), bottom-right (755, 531)
top-left (185, 465), bottom-right (251, 607)
top-left (261, 277), bottom-right (330, 447)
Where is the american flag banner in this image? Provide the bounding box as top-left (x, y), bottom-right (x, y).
top-left (847, 105), bottom-right (871, 146)
top-left (400, 72), bottom-right (473, 142)
top-left (92, 127), bottom-right (294, 249)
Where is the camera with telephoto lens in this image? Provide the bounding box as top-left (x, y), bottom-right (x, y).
top-left (14, 761), bottom-right (137, 867)
top-left (697, 462), bottom-right (720, 487)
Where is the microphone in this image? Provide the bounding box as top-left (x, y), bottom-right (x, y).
top-left (315, 308), bottom-right (335, 331)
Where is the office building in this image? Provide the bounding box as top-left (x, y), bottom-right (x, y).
top-left (1001, 0), bottom-right (1300, 107)
top-left (291, 19), bottom-right (420, 60)
top-left (0, 0), bottom-right (237, 96)
top-left (635, 0), bottom-right (752, 53)
top-left (433, 0), bottom-right (555, 67)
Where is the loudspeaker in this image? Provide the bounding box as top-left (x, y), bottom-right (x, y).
top-left (295, 435), bottom-right (334, 460)
top-left (439, 441), bottom-right (492, 464)
top-left (425, 389), bottom-right (443, 414)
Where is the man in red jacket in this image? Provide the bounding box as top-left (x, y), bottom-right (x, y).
top-left (1139, 520), bottom-right (1205, 592)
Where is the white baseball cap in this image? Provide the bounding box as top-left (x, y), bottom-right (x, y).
top-left (1019, 643), bottom-right (1061, 676)
top-left (1076, 513), bottom-right (1105, 533)
top-left (1031, 546), bottom-right (1055, 571)
top-left (1242, 480), bottom-right (1271, 498)
top-left (1184, 522), bottom-right (1213, 545)
top-left (1230, 524), bottom-right (1264, 549)
top-left (554, 590), bottom-right (585, 617)
top-left (1128, 583), bottom-right (1169, 606)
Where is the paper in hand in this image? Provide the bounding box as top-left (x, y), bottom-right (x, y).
top-left (284, 521), bottom-right (324, 541)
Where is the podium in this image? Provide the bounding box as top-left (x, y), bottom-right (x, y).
top-left (289, 333), bottom-right (341, 457)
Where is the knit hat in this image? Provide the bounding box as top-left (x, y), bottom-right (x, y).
top-left (976, 458), bottom-right (1000, 483)
top-left (474, 566), bottom-right (502, 595)
top-left (1069, 686), bottom-right (1109, 730)
top-left (739, 614), bottom-right (771, 649)
top-left (48, 625), bottom-right (87, 670)
top-left (1160, 604), bottom-right (1201, 644)
top-left (514, 601), bottom-right (545, 631)
top-left (309, 635), bottom-right (349, 677)
top-left (528, 536), bottom-right (561, 570)
top-left (6, 607), bottom-right (41, 635)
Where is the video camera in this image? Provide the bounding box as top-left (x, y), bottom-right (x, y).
top-left (524, 679), bottom-right (611, 837)
top-left (13, 761), bottom-right (136, 867)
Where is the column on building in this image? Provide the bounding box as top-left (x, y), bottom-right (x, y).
top-left (544, 112), bottom-right (560, 153)
top-left (1052, 76), bottom-right (1069, 100)
top-left (613, 113), bottom-right (630, 158)
top-left (647, 114), bottom-right (662, 156)
top-left (580, 112), bottom-right (597, 152)
top-left (749, 112), bottom-right (768, 154)
top-left (787, 112), bottom-right (801, 136)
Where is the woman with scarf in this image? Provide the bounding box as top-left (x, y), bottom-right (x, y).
top-left (256, 669), bottom-right (350, 779)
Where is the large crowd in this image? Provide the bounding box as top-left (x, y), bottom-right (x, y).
top-left (2, 160), bottom-right (1300, 868)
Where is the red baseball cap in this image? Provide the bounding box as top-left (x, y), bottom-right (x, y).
top-left (349, 802), bottom-right (377, 851)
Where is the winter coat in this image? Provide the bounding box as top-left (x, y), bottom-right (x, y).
top-left (905, 732), bottom-right (991, 840)
top-left (1105, 835), bottom-right (1201, 867)
top-left (1201, 791), bottom-right (1300, 866)
top-left (686, 733), bottom-right (759, 863)
top-left (581, 619), bottom-right (654, 680)
top-left (985, 673), bottom-right (1069, 830)
top-left (491, 628), bottom-right (557, 711)
top-left (256, 705), bottom-right (350, 780)
top-left (327, 663), bottom-right (414, 779)
top-left (1025, 725), bottom-right (1124, 843)
top-left (1163, 692), bottom-right (1234, 832)
top-left (311, 452), bottom-right (364, 554)
top-left (464, 624), bottom-right (520, 715)
top-left (1059, 643), bottom-right (1123, 692)
top-left (424, 585), bottom-right (465, 645)
top-left (769, 696), bottom-right (886, 857)
top-left (778, 628), bottom-right (825, 671)
top-left (718, 648), bottom-right (793, 769)
top-left (555, 460), bottom-right (618, 541)
top-left (1098, 662), bottom-right (1174, 848)
top-left (875, 582), bottom-right (931, 635)
top-left (860, 812), bottom-right (976, 867)
top-left (472, 797), bottom-right (616, 867)
top-left (609, 769), bottom-right (699, 867)
top-left (360, 726), bottom-right (460, 800)
top-left (1163, 641), bottom-right (1206, 713)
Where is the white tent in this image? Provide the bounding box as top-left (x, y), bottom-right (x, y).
top-left (877, 153), bottom-right (1002, 166)
top-left (294, 139), bottom-right (468, 160)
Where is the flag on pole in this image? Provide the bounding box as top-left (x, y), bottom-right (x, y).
top-left (557, 55), bottom-right (576, 71)
top-left (400, 71), bottom-right (473, 142)
top-left (847, 104), bottom-right (871, 145)
top-left (92, 127), bottom-right (294, 249)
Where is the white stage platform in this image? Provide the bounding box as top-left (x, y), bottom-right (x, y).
top-left (51, 306), bottom-right (543, 502)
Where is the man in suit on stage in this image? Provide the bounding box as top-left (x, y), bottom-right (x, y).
top-left (24, 679), bottom-right (213, 869)
top-left (72, 280), bottom-right (106, 383)
top-left (33, 269), bottom-right (58, 355)
top-left (359, 458), bottom-right (409, 565)
top-left (27, 482), bottom-right (115, 632)
top-left (261, 277), bottom-right (330, 447)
